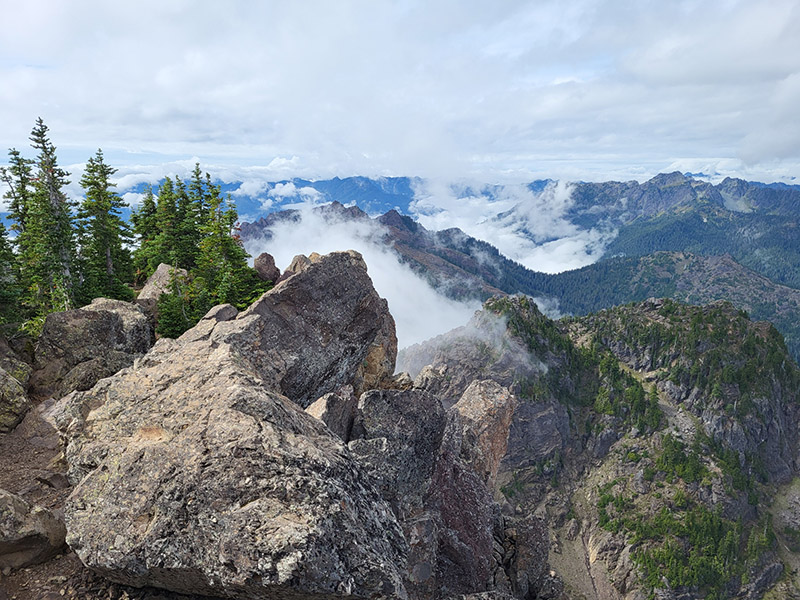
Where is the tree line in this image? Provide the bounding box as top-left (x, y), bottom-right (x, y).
top-left (0, 118), bottom-right (268, 336)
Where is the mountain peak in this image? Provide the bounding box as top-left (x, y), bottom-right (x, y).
top-left (377, 209), bottom-right (422, 233)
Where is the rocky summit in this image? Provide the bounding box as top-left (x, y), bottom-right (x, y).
top-left (5, 250), bottom-right (800, 600)
top-left (55, 251), bottom-right (408, 598)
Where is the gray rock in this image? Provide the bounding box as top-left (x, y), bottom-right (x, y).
top-left (57, 251), bottom-right (408, 599)
top-left (136, 263), bottom-right (188, 301)
top-left (504, 399), bottom-right (570, 471)
top-left (253, 252), bottom-right (280, 283)
top-left (231, 250), bottom-right (396, 405)
top-left (349, 382), bottom-right (529, 599)
top-left (201, 303), bottom-right (238, 323)
top-left (0, 335), bottom-right (32, 388)
top-left (742, 562), bottom-right (783, 599)
top-left (0, 367), bottom-right (30, 433)
top-left (306, 385), bottom-right (358, 442)
top-left (350, 388), bottom-right (448, 519)
top-left (278, 253), bottom-right (313, 282)
top-left (450, 380), bottom-right (517, 489)
top-left (592, 428), bottom-right (619, 459)
top-left (28, 298), bottom-right (154, 400)
top-left (0, 488), bottom-right (66, 569)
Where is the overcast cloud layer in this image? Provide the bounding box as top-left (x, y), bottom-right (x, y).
top-left (1, 0), bottom-right (799, 186)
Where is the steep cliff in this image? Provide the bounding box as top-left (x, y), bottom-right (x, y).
top-left (401, 295), bottom-right (800, 599)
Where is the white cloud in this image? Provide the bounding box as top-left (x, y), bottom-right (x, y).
top-left (122, 192), bottom-right (144, 208)
top-left (410, 179), bottom-right (616, 274)
top-left (231, 180), bottom-right (270, 198)
top-left (242, 206), bottom-right (480, 349)
top-left (0, 0), bottom-right (798, 183)
top-left (0, 180), bottom-right (10, 213)
top-left (268, 182), bottom-right (322, 202)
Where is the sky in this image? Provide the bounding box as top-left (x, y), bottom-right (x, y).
top-left (2, 0), bottom-right (800, 187)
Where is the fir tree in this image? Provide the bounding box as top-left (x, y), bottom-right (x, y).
top-left (0, 148), bottom-right (35, 239)
top-left (155, 181), bottom-right (268, 337)
top-left (29, 118), bottom-right (76, 300)
top-left (0, 221), bottom-right (20, 323)
top-left (7, 119), bottom-right (77, 323)
top-left (173, 176), bottom-right (201, 270)
top-left (131, 185), bottom-right (158, 284)
top-left (152, 176), bottom-right (178, 269)
top-left (195, 184), bottom-right (267, 308)
top-left (76, 149), bottom-right (133, 303)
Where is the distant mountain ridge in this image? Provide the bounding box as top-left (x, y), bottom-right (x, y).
top-left (239, 199), bottom-right (800, 362)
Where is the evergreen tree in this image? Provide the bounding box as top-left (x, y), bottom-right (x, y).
top-left (195, 184), bottom-right (267, 308)
top-left (188, 163), bottom-right (209, 220)
top-left (0, 221), bottom-right (20, 323)
top-left (173, 176), bottom-right (201, 270)
top-left (29, 118), bottom-right (76, 300)
top-left (0, 148), bottom-right (35, 239)
top-left (152, 176), bottom-right (178, 269)
top-left (7, 119), bottom-right (77, 324)
top-left (156, 181), bottom-right (268, 337)
top-left (130, 185), bottom-right (158, 284)
top-left (76, 149), bottom-right (133, 303)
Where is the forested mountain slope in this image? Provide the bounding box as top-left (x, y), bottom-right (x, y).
top-left (398, 295), bottom-right (800, 599)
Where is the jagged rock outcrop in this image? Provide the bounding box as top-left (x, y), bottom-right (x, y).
top-left (136, 263), bottom-right (188, 302)
top-left (253, 251), bottom-right (280, 283)
top-left (28, 298), bottom-right (154, 400)
top-left (401, 309), bottom-right (546, 407)
top-left (449, 380), bottom-right (517, 490)
top-left (56, 251), bottom-right (409, 599)
top-left (0, 367), bottom-right (30, 433)
top-left (402, 298), bottom-right (577, 489)
top-left (0, 488), bottom-right (66, 569)
top-left (347, 379), bottom-right (550, 599)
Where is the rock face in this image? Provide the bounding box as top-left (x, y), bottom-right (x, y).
top-left (136, 264), bottom-right (188, 302)
top-left (0, 488), bottom-right (66, 569)
top-left (57, 251), bottom-right (408, 599)
top-left (402, 299), bottom-right (576, 486)
top-left (28, 298), bottom-right (154, 400)
top-left (450, 380), bottom-right (517, 490)
top-left (347, 380), bottom-right (547, 599)
top-left (253, 251), bottom-right (280, 283)
top-left (305, 385), bottom-right (359, 442)
top-left (0, 334), bottom-right (32, 389)
top-left (232, 250), bottom-right (397, 405)
top-left (0, 367), bottom-right (30, 433)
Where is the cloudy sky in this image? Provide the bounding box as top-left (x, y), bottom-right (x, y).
top-left (2, 0), bottom-right (799, 186)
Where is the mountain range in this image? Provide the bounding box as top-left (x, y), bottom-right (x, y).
top-left (239, 172), bottom-right (800, 363)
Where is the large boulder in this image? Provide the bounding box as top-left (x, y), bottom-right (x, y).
top-left (224, 250), bottom-right (397, 405)
top-left (253, 251), bottom-right (280, 283)
top-left (136, 263), bottom-right (188, 302)
top-left (0, 368), bottom-right (30, 433)
top-left (57, 251), bottom-right (407, 598)
top-left (0, 488), bottom-right (66, 569)
top-left (28, 298), bottom-right (154, 400)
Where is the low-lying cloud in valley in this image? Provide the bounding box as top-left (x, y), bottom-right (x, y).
top-left (243, 205), bottom-right (481, 349)
top-left (409, 179), bottom-right (617, 273)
